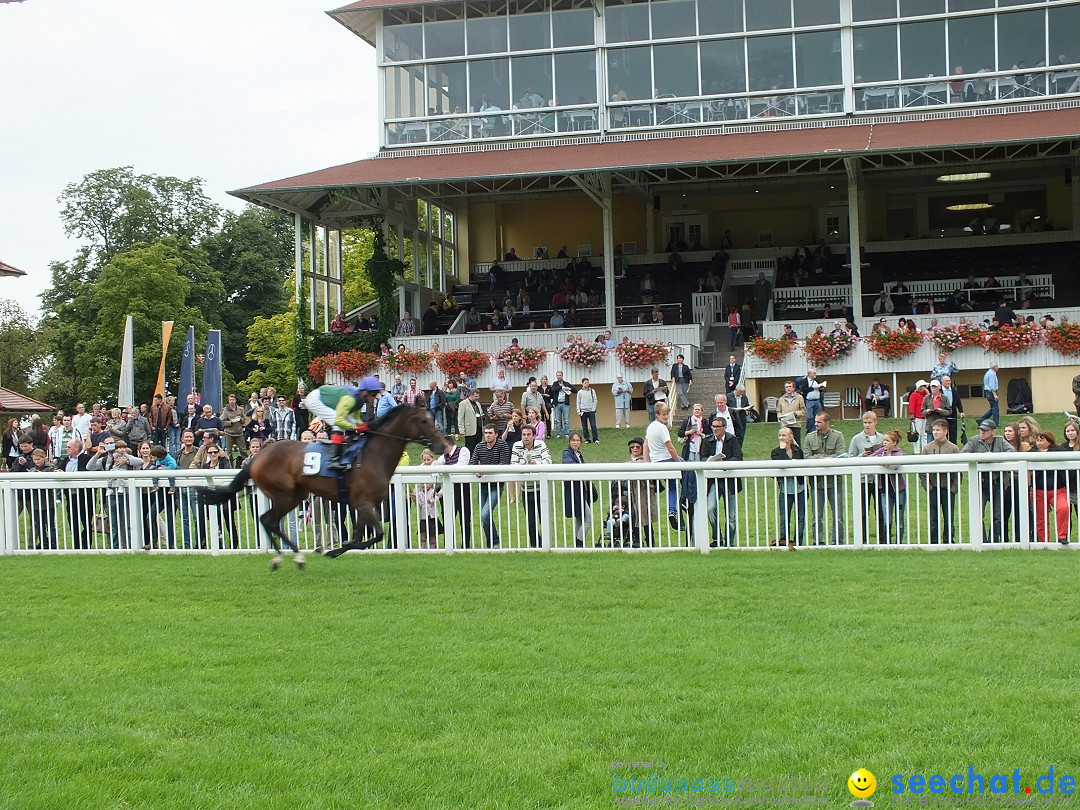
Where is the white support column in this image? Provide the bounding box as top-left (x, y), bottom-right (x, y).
top-left (308, 220), bottom-right (317, 329)
top-left (322, 225), bottom-right (331, 332)
top-left (335, 229), bottom-right (344, 315)
top-left (294, 214), bottom-right (303, 306)
top-left (845, 158), bottom-right (865, 321)
top-left (645, 194), bottom-right (656, 258)
top-left (1072, 159), bottom-right (1080, 232)
top-left (601, 179), bottom-right (616, 328)
top-left (839, 0), bottom-right (856, 113)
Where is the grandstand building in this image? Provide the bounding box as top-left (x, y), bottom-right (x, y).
top-left (233, 0), bottom-right (1080, 418)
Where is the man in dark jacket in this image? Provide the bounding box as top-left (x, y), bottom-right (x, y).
top-left (700, 418), bottom-right (742, 547)
top-left (426, 381), bottom-right (447, 433)
top-left (58, 437), bottom-right (93, 548)
top-left (961, 419), bottom-right (1015, 543)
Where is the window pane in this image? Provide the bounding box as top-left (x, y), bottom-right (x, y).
top-left (854, 24), bottom-right (898, 81)
top-left (746, 0), bottom-right (791, 31)
top-left (512, 54), bottom-right (553, 106)
top-left (900, 19), bottom-right (945, 79)
top-left (510, 12), bottom-right (551, 51)
top-left (1048, 5), bottom-right (1080, 68)
top-left (470, 57), bottom-right (511, 110)
top-left (900, 0), bottom-right (943, 16)
top-left (384, 23), bottom-right (424, 62)
top-left (748, 34), bottom-right (794, 90)
top-left (426, 61), bottom-right (467, 114)
top-left (701, 39), bottom-right (746, 93)
top-left (997, 10), bottom-right (1044, 71)
top-left (654, 42), bottom-right (699, 97)
top-left (947, 15), bottom-right (993, 76)
top-left (853, 0), bottom-right (897, 22)
top-left (699, 0), bottom-right (742, 34)
top-left (606, 3), bottom-right (650, 43)
top-left (467, 15), bottom-right (507, 55)
top-left (794, 0), bottom-right (840, 27)
top-left (557, 51), bottom-right (598, 105)
top-left (607, 45), bottom-right (652, 99)
top-left (426, 19), bottom-right (465, 58)
top-left (652, 0), bottom-right (697, 40)
top-left (552, 8), bottom-right (594, 47)
top-left (796, 31), bottom-right (842, 87)
top-left (384, 65), bottom-right (426, 118)
top-left (949, 0), bottom-right (992, 11)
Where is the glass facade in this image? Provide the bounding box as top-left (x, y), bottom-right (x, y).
top-left (379, 0), bottom-right (1080, 146)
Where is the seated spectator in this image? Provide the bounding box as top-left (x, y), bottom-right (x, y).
top-left (330, 312), bottom-right (350, 333)
top-left (864, 379), bottom-right (890, 417)
top-left (550, 309), bottom-right (565, 329)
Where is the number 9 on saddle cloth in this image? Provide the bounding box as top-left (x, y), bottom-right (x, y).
top-left (302, 433), bottom-right (366, 478)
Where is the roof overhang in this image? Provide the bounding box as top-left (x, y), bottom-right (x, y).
top-left (0, 261), bottom-right (27, 278)
top-left (232, 106), bottom-right (1080, 228)
top-left (328, 0), bottom-right (441, 46)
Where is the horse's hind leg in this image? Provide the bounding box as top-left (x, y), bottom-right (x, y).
top-left (323, 506), bottom-right (383, 558)
top-left (262, 497), bottom-right (304, 570)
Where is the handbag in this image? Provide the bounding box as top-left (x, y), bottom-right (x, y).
top-left (907, 419), bottom-right (919, 444)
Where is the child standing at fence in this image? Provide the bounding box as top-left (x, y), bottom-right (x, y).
top-left (412, 448), bottom-right (441, 549)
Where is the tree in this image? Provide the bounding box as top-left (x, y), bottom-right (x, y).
top-left (78, 241), bottom-right (211, 405)
top-left (35, 249), bottom-right (97, 406)
top-left (342, 229), bottom-right (376, 311)
top-left (201, 207), bottom-right (293, 381)
top-left (58, 167), bottom-right (221, 263)
top-left (0, 300), bottom-right (47, 393)
top-left (242, 310), bottom-right (296, 395)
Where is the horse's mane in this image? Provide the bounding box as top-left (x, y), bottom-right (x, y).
top-left (366, 402), bottom-right (422, 434)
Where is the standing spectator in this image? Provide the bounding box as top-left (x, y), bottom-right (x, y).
top-left (163, 396), bottom-right (181, 457)
top-left (220, 393), bottom-right (247, 461)
top-left (724, 355), bottom-right (742, 394)
top-left (123, 407), bottom-right (152, 447)
top-left (71, 402), bottom-right (92, 439)
top-left (804, 411), bottom-right (846, 545)
top-left (562, 431), bottom-right (594, 548)
top-left (908, 380), bottom-right (929, 451)
top-left (642, 368), bottom-right (669, 424)
top-left (727, 307), bottom-right (741, 350)
top-left (753, 272), bottom-right (772, 320)
top-left (48, 415), bottom-right (82, 462)
top-left (59, 438), bottom-right (92, 549)
top-left (624, 437), bottom-right (657, 547)
top-left (433, 441), bottom-right (472, 548)
top-left (644, 402), bottom-right (682, 532)
top-left (144, 444), bottom-right (178, 550)
top-left (611, 375), bottom-right (632, 429)
top-left (849, 411), bottom-right (885, 543)
top-left (709, 394), bottom-right (735, 436)
top-left (864, 379), bottom-right (890, 417)
top-left (701, 416), bottom-right (742, 547)
top-left (458, 389), bottom-right (484, 452)
top-left (669, 354), bottom-right (693, 412)
top-left (244, 407), bottom-right (274, 447)
top-left (941, 375), bottom-right (964, 444)
top-left (771, 426), bottom-right (805, 550)
top-left (4, 418), bottom-right (22, 467)
top-left (576, 378), bottom-right (599, 443)
top-left (961, 419), bottom-right (1016, 543)
top-left (870, 430), bottom-right (907, 544)
top-left (549, 370), bottom-right (574, 440)
top-left (395, 310), bottom-right (416, 337)
top-left (537, 375), bottom-right (553, 433)
top-left (401, 378), bottom-right (423, 406)
top-left (727, 384), bottom-right (751, 443)
top-left (678, 403), bottom-right (706, 461)
top-left (510, 424), bottom-right (551, 547)
top-left (470, 424), bottom-right (511, 548)
top-left (1031, 431), bottom-right (1070, 545)
top-left (803, 370), bottom-right (826, 434)
top-left (980, 363), bottom-right (1000, 426)
top-left (520, 378), bottom-right (546, 426)
top-left (292, 383), bottom-right (309, 433)
top-left (920, 419), bottom-right (960, 545)
top-left (27, 449), bottom-right (58, 549)
top-left (411, 449), bottom-right (441, 549)
top-left (501, 409), bottom-right (524, 450)
top-left (199, 441), bottom-right (239, 549)
top-left (490, 368), bottom-right (512, 403)
top-left (930, 352), bottom-right (958, 382)
top-left (148, 394), bottom-right (170, 447)
top-left (486, 391), bottom-right (514, 436)
top-left (194, 404), bottom-right (224, 441)
top-left (173, 429), bottom-right (201, 549)
top-left (426, 381), bottom-right (447, 434)
top-left (777, 380), bottom-right (806, 443)
top-left (88, 439), bottom-right (143, 550)
top-left (273, 395), bottom-right (296, 441)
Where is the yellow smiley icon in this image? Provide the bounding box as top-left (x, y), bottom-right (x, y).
top-left (848, 769), bottom-right (877, 799)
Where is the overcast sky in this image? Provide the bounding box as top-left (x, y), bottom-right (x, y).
top-left (1, 0), bottom-right (379, 317)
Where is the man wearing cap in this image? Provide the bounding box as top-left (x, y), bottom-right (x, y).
top-left (961, 419), bottom-right (1015, 543)
top-left (980, 362), bottom-right (1000, 427)
top-left (304, 377), bottom-right (383, 470)
top-left (909, 380), bottom-right (929, 451)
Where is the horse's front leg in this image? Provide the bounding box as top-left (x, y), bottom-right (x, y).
top-left (322, 506), bottom-right (383, 557)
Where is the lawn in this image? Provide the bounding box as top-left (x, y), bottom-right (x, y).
top-left (1, 553), bottom-right (1077, 809)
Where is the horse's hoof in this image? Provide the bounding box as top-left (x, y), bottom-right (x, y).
top-left (294, 553), bottom-right (306, 570)
top-left (270, 554), bottom-right (283, 571)
top-left (313, 545), bottom-right (324, 555)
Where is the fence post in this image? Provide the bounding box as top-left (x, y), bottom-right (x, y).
top-left (1, 482), bottom-right (16, 554)
top-left (693, 468), bottom-right (709, 553)
top-left (1016, 460), bottom-right (1031, 547)
top-left (851, 469), bottom-right (864, 547)
top-left (967, 458), bottom-right (984, 549)
top-left (126, 479), bottom-right (140, 551)
top-left (539, 478), bottom-right (553, 551)
top-left (440, 471), bottom-right (456, 555)
top-left (254, 488), bottom-right (273, 552)
top-left (392, 475), bottom-right (410, 551)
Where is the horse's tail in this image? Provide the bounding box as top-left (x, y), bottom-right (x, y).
top-left (195, 466), bottom-right (252, 505)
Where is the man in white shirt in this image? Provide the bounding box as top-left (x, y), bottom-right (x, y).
top-left (71, 402), bottom-right (92, 438)
top-left (49, 415), bottom-right (83, 461)
top-left (510, 424), bottom-right (551, 547)
top-left (644, 402), bottom-right (682, 531)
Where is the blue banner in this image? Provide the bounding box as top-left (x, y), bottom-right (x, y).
top-left (200, 329), bottom-right (222, 413)
top-left (178, 326), bottom-right (196, 414)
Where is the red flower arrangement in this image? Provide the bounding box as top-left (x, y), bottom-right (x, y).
top-left (613, 339), bottom-right (670, 368)
top-left (558, 336), bottom-right (609, 368)
top-left (986, 321), bottom-right (1042, 354)
top-left (381, 347), bottom-right (433, 375)
top-left (307, 350), bottom-right (380, 385)
top-left (866, 329), bottom-right (924, 361)
top-left (802, 331), bottom-right (858, 368)
top-left (436, 349), bottom-right (490, 379)
top-left (1044, 321), bottom-right (1080, 356)
top-left (494, 344), bottom-right (547, 372)
top-left (747, 336), bottom-right (794, 365)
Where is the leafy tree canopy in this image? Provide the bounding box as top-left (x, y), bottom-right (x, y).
top-left (0, 299), bottom-right (47, 393)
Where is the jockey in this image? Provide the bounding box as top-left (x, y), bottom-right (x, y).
top-left (303, 376), bottom-right (383, 470)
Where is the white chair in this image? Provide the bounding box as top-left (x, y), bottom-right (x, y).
top-left (764, 396), bottom-right (779, 423)
top-left (822, 391), bottom-right (841, 414)
top-left (842, 387), bottom-right (861, 420)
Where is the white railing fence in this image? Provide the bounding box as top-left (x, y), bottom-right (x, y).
top-left (3, 456), bottom-right (1077, 555)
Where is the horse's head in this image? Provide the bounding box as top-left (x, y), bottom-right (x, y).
top-left (397, 404), bottom-right (449, 455)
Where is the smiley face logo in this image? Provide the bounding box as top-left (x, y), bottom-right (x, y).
top-left (848, 769), bottom-right (877, 799)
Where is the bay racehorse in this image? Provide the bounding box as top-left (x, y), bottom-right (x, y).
top-left (196, 404), bottom-right (448, 568)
